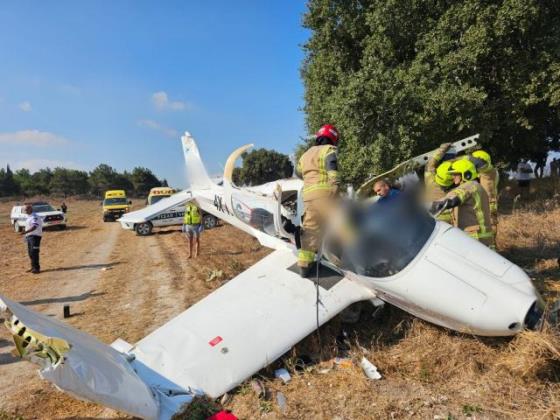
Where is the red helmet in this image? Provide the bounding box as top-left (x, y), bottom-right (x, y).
top-left (316, 124), bottom-right (339, 144)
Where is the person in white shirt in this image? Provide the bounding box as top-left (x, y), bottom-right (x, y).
top-left (22, 204), bottom-right (43, 274)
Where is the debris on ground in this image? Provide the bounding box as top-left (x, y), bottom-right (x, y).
top-left (360, 356), bottom-right (382, 380)
top-left (206, 269), bottom-right (224, 282)
top-left (207, 409), bottom-right (238, 420)
top-left (250, 379), bottom-right (265, 398)
top-left (276, 391), bottom-right (287, 414)
top-left (274, 368), bottom-right (291, 384)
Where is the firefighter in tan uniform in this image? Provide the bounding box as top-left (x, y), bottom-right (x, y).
top-left (424, 143), bottom-right (454, 224)
top-left (430, 159), bottom-right (495, 248)
top-left (296, 124), bottom-right (340, 277)
top-left (470, 150), bottom-right (499, 231)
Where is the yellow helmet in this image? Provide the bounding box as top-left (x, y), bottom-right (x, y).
top-left (472, 150), bottom-right (492, 169)
top-left (448, 158), bottom-right (478, 182)
top-left (435, 161), bottom-right (454, 187)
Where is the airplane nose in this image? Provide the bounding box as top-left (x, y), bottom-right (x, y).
top-left (524, 301), bottom-right (544, 330)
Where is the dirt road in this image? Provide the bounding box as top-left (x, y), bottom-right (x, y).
top-left (0, 199), bottom-right (268, 419)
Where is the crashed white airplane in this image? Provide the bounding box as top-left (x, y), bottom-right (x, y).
top-left (0, 132), bottom-right (544, 419)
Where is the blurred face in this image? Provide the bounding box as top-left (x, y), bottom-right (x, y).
top-left (25, 205), bottom-right (33, 215)
top-left (452, 174), bottom-right (462, 185)
top-left (374, 181), bottom-right (390, 197)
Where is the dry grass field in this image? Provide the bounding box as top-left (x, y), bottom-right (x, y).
top-left (1, 179), bottom-right (560, 419)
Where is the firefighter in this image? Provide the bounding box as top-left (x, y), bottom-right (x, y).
top-left (430, 159), bottom-right (495, 248)
top-left (470, 150), bottom-right (499, 231)
top-left (296, 124), bottom-right (340, 277)
top-left (424, 143), bottom-right (454, 223)
top-left (183, 202), bottom-right (202, 258)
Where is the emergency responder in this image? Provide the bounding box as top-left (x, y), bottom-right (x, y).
top-left (430, 159), bottom-right (495, 248)
top-left (424, 143), bottom-right (454, 223)
top-left (470, 150), bottom-right (499, 231)
top-left (296, 124), bottom-right (340, 277)
top-left (183, 202), bottom-right (202, 258)
top-left (22, 204), bottom-right (43, 273)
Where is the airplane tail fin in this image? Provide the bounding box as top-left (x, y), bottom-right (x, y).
top-left (181, 132), bottom-right (214, 190)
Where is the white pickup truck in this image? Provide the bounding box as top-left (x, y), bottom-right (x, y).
top-left (118, 190), bottom-right (218, 236)
top-left (10, 202), bottom-right (67, 232)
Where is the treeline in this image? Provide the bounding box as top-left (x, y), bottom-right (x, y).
top-left (0, 164), bottom-right (167, 198)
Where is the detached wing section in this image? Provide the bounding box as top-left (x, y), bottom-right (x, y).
top-left (132, 249), bottom-right (375, 399)
top-left (0, 295), bottom-right (159, 420)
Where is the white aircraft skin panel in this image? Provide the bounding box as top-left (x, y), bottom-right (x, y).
top-left (0, 295), bottom-right (159, 420)
top-left (132, 249), bottom-right (375, 399)
top-left (182, 132), bottom-right (214, 189)
top-left (433, 226), bottom-right (511, 278)
top-left (193, 188), bottom-right (293, 251)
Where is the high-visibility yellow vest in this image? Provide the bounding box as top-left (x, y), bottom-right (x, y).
top-left (297, 145), bottom-right (339, 201)
top-left (184, 203), bottom-right (201, 225)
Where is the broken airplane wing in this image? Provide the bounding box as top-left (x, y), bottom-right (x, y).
top-left (0, 249), bottom-right (374, 419)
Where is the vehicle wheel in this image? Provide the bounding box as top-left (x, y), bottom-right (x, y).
top-left (13, 223), bottom-right (21, 233)
top-left (203, 214), bottom-right (217, 230)
top-left (136, 222), bottom-right (153, 236)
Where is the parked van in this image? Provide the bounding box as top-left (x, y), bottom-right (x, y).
top-left (102, 190), bottom-right (131, 222)
top-left (147, 187), bottom-right (176, 205)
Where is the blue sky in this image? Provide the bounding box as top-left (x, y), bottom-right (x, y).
top-left (0, 1), bottom-right (309, 187)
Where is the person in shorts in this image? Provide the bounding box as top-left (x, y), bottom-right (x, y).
top-left (183, 202), bottom-right (202, 258)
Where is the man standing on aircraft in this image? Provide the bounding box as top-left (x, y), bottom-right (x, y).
top-left (424, 143), bottom-right (454, 223)
top-left (470, 150), bottom-right (499, 231)
top-left (431, 159), bottom-right (495, 248)
top-left (183, 202), bottom-right (202, 258)
top-left (296, 124), bottom-right (340, 277)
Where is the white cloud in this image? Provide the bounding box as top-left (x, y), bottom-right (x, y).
top-left (13, 159), bottom-right (85, 172)
top-left (137, 119), bottom-right (178, 138)
top-left (19, 101), bottom-right (32, 112)
top-left (0, 130), bottom-right (69, 146)
top-left (151, 91), bottom-right (190, 111)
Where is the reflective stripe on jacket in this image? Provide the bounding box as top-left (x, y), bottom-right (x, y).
top-left (424, 144), bottom-right (453, 223)
top-left (184, 203), bottom-right (201, 225)
top-left (446, 181), bottom-right (493, 241)
top-left (478, 166), bottom-right (499, 215)
top-left (297, 145), bottom-right (339, 201)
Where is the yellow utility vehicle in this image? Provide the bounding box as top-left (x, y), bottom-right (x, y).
top-left (147, 187), bottom-right (176, 205)
top-left (102, 190), bottom-right (131, 222)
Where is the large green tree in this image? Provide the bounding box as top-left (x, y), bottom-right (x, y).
top-left (128, 167), bottom-right (161, 196)
top-left (51, 168), bottom-right (90, 196)
top-left (302, 0), bottom-right (560, 185)
top-left (233, 148), bottom-right (294, 186)
top-left (89, 164), bottom-right (133, 196)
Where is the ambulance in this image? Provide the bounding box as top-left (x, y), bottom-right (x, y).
top-left (102, 190), bottom-right (131, 222)
top-left (146, 187), bottom-right (176, 205)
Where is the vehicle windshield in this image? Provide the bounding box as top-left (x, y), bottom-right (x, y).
top-left (32, 204), bottom-right (55, 213)
top-left (338, 194), bottom-right (435, 277)
top-left (104, 197), bottom-right (128, 205)
top-left (149, 195), bottom-right (170, 205)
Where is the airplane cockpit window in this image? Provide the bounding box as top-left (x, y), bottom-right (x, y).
top-left (340, 195), bottom-right (435, 277)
